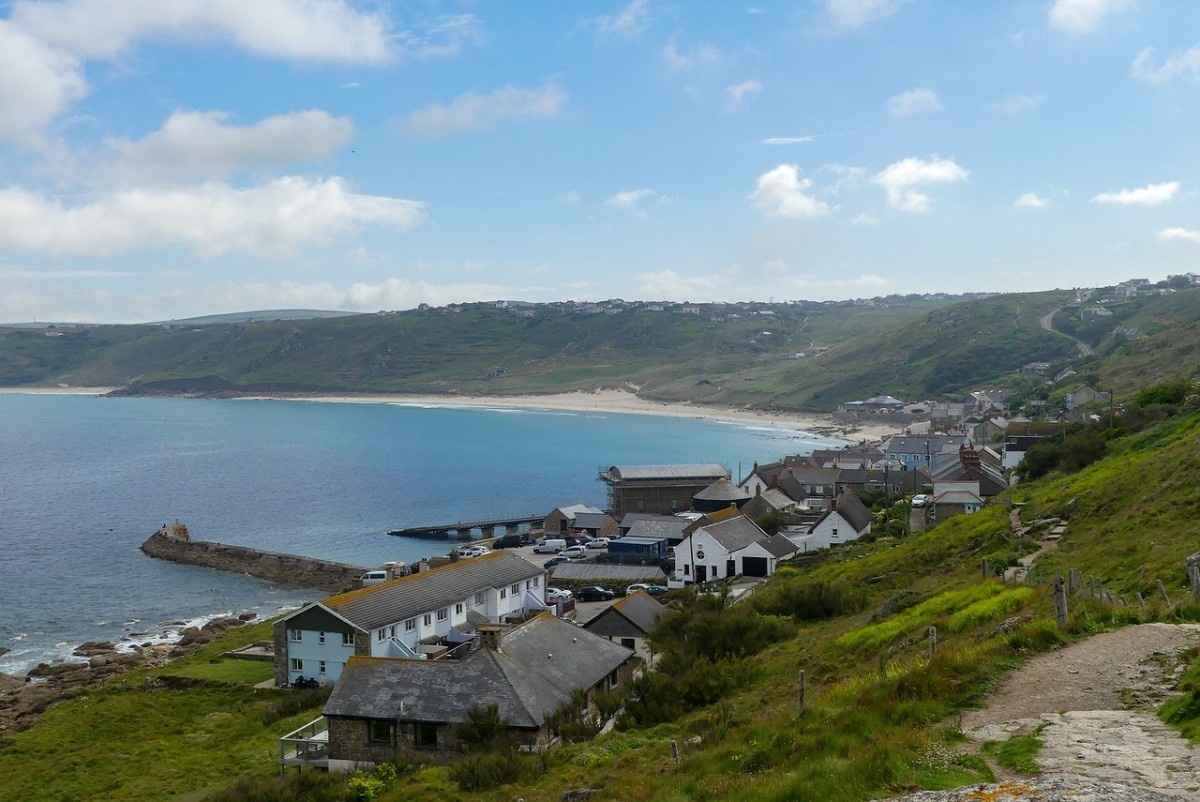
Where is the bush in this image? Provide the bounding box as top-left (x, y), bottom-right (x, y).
top-left (447, 746), bottom-right (547, 792)
top-left (752, 579), bottom-right (865, 622)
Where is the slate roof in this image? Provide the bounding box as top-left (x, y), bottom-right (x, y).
top-left (570, 512), bottom-right (613, 530)
top-left (323, 613), bottom-right (632, 728)
top-left (757, 535), bottom-right (798, 558)
top-left (624, 518), bottom-right (692, 539)
top-left (551, 564), bottom-right (666, 582)
top-left (584, 590), bottom-right (666, 637)
top-left (693, 477), bottom-right (751, 502)
top-left (697, 515), bottom-right (768, 553)
top-left (604, 464), bottom-right (728, 481)
top-left (551, 503), bottom-right (603, 518)
top-left (313, 551), bottom-right (544, 632)
top-left (811, 491), bottom-right (873, 533)
top-left (753, 488), bottom-right (797, 511)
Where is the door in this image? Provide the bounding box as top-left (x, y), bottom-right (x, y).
top-left (696, 564), bottom-right (707, 583)
top-left (726, 559), bottom-right (736, 578)
top-left (742, 557), bottom-right (769, 577)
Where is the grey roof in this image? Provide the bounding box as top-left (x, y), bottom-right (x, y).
top-left (570, 512), bottom-right (614, 530)
top-left (624, 518), bottom-right (691, 539)
top-left (605, 464), bottom-right (728, 481)
top-left (323, 613), bottom-right (632, 728)
top-left (758, 535), bottom-right (798, 558)
top-left (584, 590), bottom-right (666, 636)
top-left (697, 515), bottom-right (768, 552)
top-left (316, 552), bottom-right (544, 632)
top-left (812, 492), bottom-right (873, 534)
top-left (620, 513), bottom-right (686, 529)
top-left (693, 477), bottom-right (751, 502)
top-left (551, 503), bottom-right (602, 518)
top-left (551, 563), bottom-right (667, 582)
top-left (882, 435), bottom-right (971, 453)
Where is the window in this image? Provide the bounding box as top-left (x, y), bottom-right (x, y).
top-left (684, 564), bottom-right (690, 576)
top-left (511, 583), bottom-right (520, 595)
top-left (376, 629), bottom-right (386, 642)
top-left (369, 719), bottom-right (392, 744)
top-left (533, 576), bottom-right (539, 587)
top-left (290, 658), bottom-right (302, 671)
top-left (437, 608), bottom-right (448, 621)
top-left (342, 631), bottom-right (354, 646)
top-left (405, 618), bottom-right (416, 632)
top-left (289, 628), bottom-right (302, 642)
top-left (389, 625), bottom-right (396, 638)
top-left (455, 603), bottom-right (464, 615)
top-left (474, 591), bottom-right (485, 605)
top-left (414, 722), bottom-right (438, 749)
top-left (423, 613), bottom-right (432, 626)
top-left (500, 588), bottom-right (507, 599)
top-left (318, 660), bottom-right (326, 675)
top-left (526, 580), bottom-right (532, 590)
top-left (318, 631), bottom-right (326, 644)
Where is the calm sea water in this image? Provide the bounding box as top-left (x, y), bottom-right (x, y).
top-left (0, 393), bottom-right (843, 675)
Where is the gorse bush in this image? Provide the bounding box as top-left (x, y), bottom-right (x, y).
top-left (259, 686), bottom-right (332, 725)
top-left (447, 746), bottom-right (548, 792)
top-left (751, 579), bottom-right (865, 622)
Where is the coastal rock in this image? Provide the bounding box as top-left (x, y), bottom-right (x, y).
top-left (74, 641), bottom-right (116, 657)
top-left (0, 647), bottom-right (9, 658)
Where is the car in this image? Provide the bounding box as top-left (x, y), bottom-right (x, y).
top-left (456, 545), bottom-right (490, 558)
top-left (492, 533), bottom-right (530, 548)
top-left (625, 583), bottom-right (653, 596)
top-left (544, 556), bottom-right (571, 568)
top-left (911, 494), bottom-right (929, 508)
top-left (559, 545), bottom-right (589, 559)
top-left (644, 585), bottom-right (669, 596)
top-left (576, 585), bottom-right (616, 602)
top-left (586, 537), bottom-right (611, 550)
top-left (533, 538), bottom-right (567, 554)
top-left (545, 586), bottom-right (573, 602)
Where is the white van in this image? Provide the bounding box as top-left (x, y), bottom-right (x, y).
top-left (360, 570), bottom-right (389, 586)
top-left (533, 538), bottom-right (567, 554)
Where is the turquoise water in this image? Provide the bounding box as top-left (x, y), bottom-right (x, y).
top-left (0, 393), bottom-right (841, 674)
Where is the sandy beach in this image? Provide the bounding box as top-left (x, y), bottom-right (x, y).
top-left (3, 386), bottom-right (904, 443)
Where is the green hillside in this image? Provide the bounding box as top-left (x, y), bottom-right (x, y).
top-left (4, 398), bottom-right (1200, 801)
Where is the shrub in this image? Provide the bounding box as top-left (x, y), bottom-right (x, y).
top-left (454, 702), bottom-right (507, 751)
top-left (447, 746), bottom-right (547, 792)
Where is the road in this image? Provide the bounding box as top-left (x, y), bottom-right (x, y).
top-left (1039, 306), bottom-right (1094, 357)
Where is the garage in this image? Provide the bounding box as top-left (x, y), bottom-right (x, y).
top-left (741, 556), bottom-right (769, 577)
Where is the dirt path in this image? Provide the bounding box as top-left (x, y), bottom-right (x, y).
top-left (960, 623), bottom-right (1200, 797)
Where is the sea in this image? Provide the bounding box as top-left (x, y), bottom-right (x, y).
top-left (0, 393), bottom-right (846, 676)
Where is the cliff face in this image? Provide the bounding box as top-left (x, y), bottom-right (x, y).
top-left (140, 525), bottom-right (367, 594)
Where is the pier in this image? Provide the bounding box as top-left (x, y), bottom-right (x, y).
top-left (387, 514), bottom-right (544, 541)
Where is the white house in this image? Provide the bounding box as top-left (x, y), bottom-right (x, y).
top-left (672, 514), bottom-right (797, 583)
top-left (272, 551), bottom-right (547, 687)
top-left (794, 490), bottom-right (873, 551)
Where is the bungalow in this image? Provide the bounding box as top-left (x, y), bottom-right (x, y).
top-left (306, 613), bottom-right (633, 770)
top-left (931, 482), bottom-right (984, 520)
top-left (583, 589), bottom-right (666, 660)
top-left (272, 551), bottom-right (546, 687)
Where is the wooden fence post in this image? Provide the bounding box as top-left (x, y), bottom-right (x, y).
top-left (1158, 579), bottom-right (1171, 606)
top-left (798, 668), bottom-right (806, 715)
top-left (1054, 576), bottom-right (1069, 628)
top-left (928, 626), bottom-right (937, 660)
top-left (1068, 568), bottom-right (1079, 596)
top-left (1137, 592), bottom-right (1146, 610)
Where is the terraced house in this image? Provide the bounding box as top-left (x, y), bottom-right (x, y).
top-left (272, 552), bottom-right (547, 686)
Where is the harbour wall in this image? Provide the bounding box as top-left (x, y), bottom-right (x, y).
top-left (140, 523), bottom-right (367, 595)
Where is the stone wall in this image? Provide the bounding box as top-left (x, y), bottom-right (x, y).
top-left (140, 525), bottom-right (367, 594)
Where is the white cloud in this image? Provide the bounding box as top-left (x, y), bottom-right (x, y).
top-left (1091, 181), bottom-right (1180, 207)
top-left (822, 0), bottom-right (910, 32)
top-left (1015, 192), bottom-right (1050, 208)
top-left (0, 22), bottom-right (87, 146)
top-left (853, 212), bottom-right (879, 224)
top-left (1132, 46), bottom-right (1200, 84)
top-left (873, 156), bottom-right (968, 212)
top-left (400, 82), bottom-right (567, 137)
top-left (605, 188), bottom-right (659, 210)
top-left (662, 36), bottom-right (721, 70)
top-left (0, 177), bottom-right (425, 258)
top-left (1157, 227), bottom-right (1200, 245)
top-left (100, 110), bottom-right (353, 185)
top-left (749, 164), bottom-right (831, 219)
top-left (887, 88), bottom-right (941, 117)
top-left (1048, 0), bottom-right (1129, 35)
top-left (986, 92), bottom-right (1045, 115)
top-left (559, 190), bottom-right (581, 206)
top-left (725, 79), bottom-right (763, 109)
top-left (638, 269), bottom-right (720, 299)
top-left (216, 276), bottom-right (513, 314)
top-left (762, 136), bottom-right (816, 145)
top-left (585, 0), bottom-right (653, 39)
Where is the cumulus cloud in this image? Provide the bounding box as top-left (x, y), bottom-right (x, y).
top-left (822, 0), bottom-right (911, 32)
top-left (1015, 192), bottom-right (1050, 208)
top-left (100, 110), bottom-right (353, 185)
top-left (873, 156), bottom-right (968, 212)
top-left (1048, 0), bottom-right (1129, 35)
top-left (0, 177), bottom-right (425, 258)
top-left (662, 36), bottom-right (721, 70)
top-left (1091, 181), bottom-right (1180, 207)
top-left (584, 0), bottom-right (653, 39)
top-left (749, 164), bottom-right (831, 219)
top-left (400, 82), bottom-right (566, 137)
top-left (0, 22), bottom-right (88, 145)
top-left (725, 79), bottom-right (763, 109)
top-left (762, 136), bottom-right (816, 145)
top-left (887, 88), bottom-right (941, 117)
top-left (638, 269), bottom-right (720, 299)
top-left (986, 92), bottom-right (1045, 115)
top-left (605, 188), bottom-right (659, 210)
top-left (1132, 46), bottom-right (1200, 84)
top-left (1157, 227), bottom-right (1200, 245)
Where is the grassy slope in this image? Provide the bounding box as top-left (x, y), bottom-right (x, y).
top-left (6, 412), bottom-right (1200, 801)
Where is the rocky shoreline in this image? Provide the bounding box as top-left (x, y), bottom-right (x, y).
top-left (0, 612), bottom-right (260, 737)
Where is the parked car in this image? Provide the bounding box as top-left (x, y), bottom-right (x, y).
top-left (625, 583), bottom-right (653, 596)
top-left (545, 587), bottom-right (573, 602)
top-left (576, 585), bottom-right (616, 602)
top-left (492, 533), bottom-right (530, 548)
top-left (644, 585), bottom-right (669, 596)
top-left (457, 545), bottom-right (490, 558)
top-left (911, 494), bottom-right (929, 508)
top-left (544, 556), bottom-right (571, 568)
top-left (360, 570), bottom-right (389, 586)
top-left (560, 545), bottom-right (589, 559)
top-left (586, 537), bottom-right (611, 550)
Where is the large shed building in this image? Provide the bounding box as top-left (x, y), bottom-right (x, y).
top-left (598, 463), bottom-right (730, 516)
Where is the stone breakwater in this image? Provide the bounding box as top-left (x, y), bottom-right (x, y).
top-left (139, 523), bottom-right (368, 594)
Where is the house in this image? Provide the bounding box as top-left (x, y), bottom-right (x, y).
top-left (800, 490), bottom-right (872, 551)
top-left (272, 552), bottom-right (547, 687)
top-left (305, 613), bottom-right (633, 770)
top-left (567, 512), bottom-right (620, 538)
top-left (1002, 421), bottom-right (1070, 469)
top-left (691, 477), bottom-right (751, 513)
top-left (598, 464), bottom-right (730, 516)
top-left (1064, 384), bottom-right (1110, 411)
top-left (926, 444), bottom-right (1008, 498)
top-left (544, 503), bottom-right (604, 534)
top-left (931, 483), bottom-right (984, 520)
top-left (672, 514), bottom-right (796, 583)
top-left (583, 589), bottom-right (667, 660)
top-left (741, 486), bottom-right (801, 519)
top-left (620, 514), bottom-right (694, 547)
top-left (881, 434), bottom-right (972, 470)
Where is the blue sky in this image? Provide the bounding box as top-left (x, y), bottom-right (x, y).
top-left (2, 0), bottom-right (1200, 322)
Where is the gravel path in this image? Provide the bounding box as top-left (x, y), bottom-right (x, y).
top-left (882, 623), bottom-right (1200, 801)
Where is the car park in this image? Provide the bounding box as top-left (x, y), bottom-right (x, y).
top-left (576, 585), bottom-right (616, 602)
top-left (911, 494), bottom-right (929, 508)
top-left (560, 545), bottom-right (589, 559)
top-left (586, 537), bottom-right (611, 550)
top-left (545, 587), bottom-right (573, 602)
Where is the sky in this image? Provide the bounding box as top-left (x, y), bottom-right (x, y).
top-left (3, 0), bottom-right (1200, 323)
